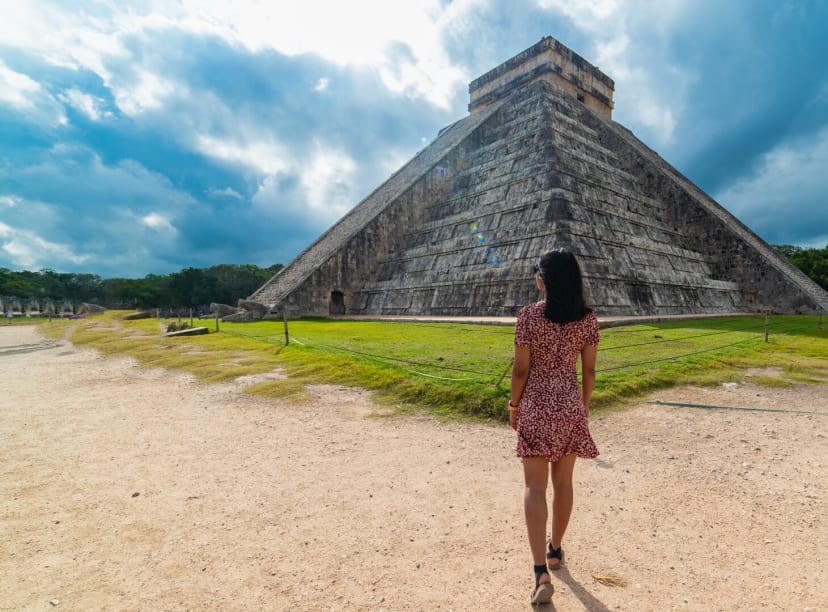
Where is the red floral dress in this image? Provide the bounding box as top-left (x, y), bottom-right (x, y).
top-left (514, 301), bottom-right (600, 461)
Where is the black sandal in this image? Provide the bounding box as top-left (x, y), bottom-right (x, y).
top-left (531, 563), bottom-right (554, 604)
top-left (546, 539), bottom-right (564, 570)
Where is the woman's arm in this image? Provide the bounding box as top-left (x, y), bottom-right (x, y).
top-left (580, 344), bottom-right (597, 416)
top-left (509, 344), bottom-right (530, 430)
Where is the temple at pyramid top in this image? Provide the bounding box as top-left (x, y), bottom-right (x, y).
top-left (248, 37), bottom-right (827, 319)
top-left (468, 36), bottom-right (615, 119)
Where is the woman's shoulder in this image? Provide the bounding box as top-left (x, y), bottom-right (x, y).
top-left (575, 309), bottom-right (598, 327)
top-left (518, 301), bottom-right (546, 319)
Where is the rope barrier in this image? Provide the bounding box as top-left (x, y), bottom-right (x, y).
top-left (398, 370), bottom-right (482, 382)
top-left (597, 334), bottom-right (764, 372)
top-left (380, 321), bottom-right (515, 336)
top-left (216, 315), bottom-right (822, 382)
top-left (599, 324), bottom-right (764, 351)
top-left (602, 318), bottom-right (762, 333)
top-left (289, 335), bottom-right (498, 379)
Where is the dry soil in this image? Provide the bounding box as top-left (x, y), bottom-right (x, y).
top-left (1, 326), bottom-right (825, 611)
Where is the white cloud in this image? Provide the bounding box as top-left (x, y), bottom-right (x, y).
top-left (141, 212), bottom-right (178, 235)
top-left (715, 126), bottom-right (828, 243)
top-left (0, 3), bottom-right (126, 82)
top-left (166, 0), bottom-right (472, 106)
top-left (299, 144), bottom-right (357, 218)
top-left (0, 1), bottom-right (478, 110)
top-left (536, 0), bottom-right (623, 21)
top-left (0, 149), bottom-right (198, 274)
top-left (0, 60), bottom-right (67, 126)
top-left (0, 4), bottom-right (172, 117)
top-left (249, 141), bottom-right (358, 224)
top-left (194, 133), bottom-right (291, 175)
top-left (605, 50), bottom-right (680, 143)
top-left (0, 61), bottom-right (41, 107)
top-left (207, 187), bottom-right (244, 200)
top-left (313, 77), bottom-right (330, 92)
top-left (57, 87), bottom-right (112, 120)
top-left (0, 222), bottom-right (90, 270)
top-left (0, 195), bottom-right (20, 207)
top-left (112, 68), bottom-right (177, 116)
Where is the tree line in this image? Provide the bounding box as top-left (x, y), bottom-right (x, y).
top-left (0, 263), bottom-right (283, 312)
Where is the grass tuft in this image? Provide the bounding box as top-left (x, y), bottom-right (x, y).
top-left (749, 376), bottom-right (795, 388)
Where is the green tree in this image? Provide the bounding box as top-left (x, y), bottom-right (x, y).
top-left (1, 262), bottom-right (283, 310)
top-left (773, 244), bottom-right (802, 259)
top-left (168, 267), bottom-right (215, 309)
top-left (776, 243), bottom-right (828, 291)
top-left (0, 268), bottom-right (37, 297)
top-left (205, 263), bottom-right (280, 305)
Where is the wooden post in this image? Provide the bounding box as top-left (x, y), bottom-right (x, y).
top-left (819, 312), bottom-right (823, 330)
top-left (189, 308), bottom-right (193, 327)
top-left (283, 309), bottom-right (290, 346)
top-left (764, 313), bottom-right (769, 343)
top-left (215, 312), bottom-right (219, 332)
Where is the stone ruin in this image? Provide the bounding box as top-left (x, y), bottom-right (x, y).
top-left (7, 297), bottom-right (23, 316)
top-left (26, 298), bottom-right (41, 316)
top-left (78, 303), bottom-right (106, 315)
top-left (210, 300), bottom-right (270, 322)
top-left (251, 36), bottom-right (828, 317)
top-left (42, 298), bottom-right (55, 316)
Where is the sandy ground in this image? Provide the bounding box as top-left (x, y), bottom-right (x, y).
top-left (1, 325), bottom-right (826, 612)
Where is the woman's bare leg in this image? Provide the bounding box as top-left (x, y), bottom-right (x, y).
top-left (523, 457), bottom-right (551, 573)
top-left (550, 452), bottom-right (577, 552)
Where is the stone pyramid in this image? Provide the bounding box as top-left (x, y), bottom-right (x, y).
top-left (251, 37), bottom-right (828, 317)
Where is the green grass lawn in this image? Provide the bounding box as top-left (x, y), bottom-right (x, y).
top-left (39, 312), bottom-right (828, 421)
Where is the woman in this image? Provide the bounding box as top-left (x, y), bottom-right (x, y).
top-left (508, 249), bottom-right (599, 604)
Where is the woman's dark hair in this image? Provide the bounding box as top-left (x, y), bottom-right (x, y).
top-left (534, 249), bottom-right (591, 323)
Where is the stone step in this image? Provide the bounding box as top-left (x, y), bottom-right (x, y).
top-left (551, 107), bottom-right (600, 140)
top-left (361, 267), bottom-right (740, 292)
top-left (399, 197), bottom-right (709, 262)
top-left (350, 273), bottom-right (745, 316)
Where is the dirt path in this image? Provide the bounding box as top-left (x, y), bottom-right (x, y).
top-left (1, 326), bottom-right (825, 611)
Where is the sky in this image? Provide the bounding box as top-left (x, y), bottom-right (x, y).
top-left (1, 0), bottom-right (827, 279)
